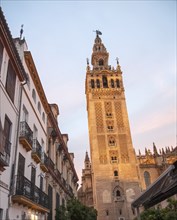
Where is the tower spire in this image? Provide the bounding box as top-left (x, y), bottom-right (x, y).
top-left (85, 151), bottom-right (90, 162)
top-left (153, 142), bottom-right (159, 156)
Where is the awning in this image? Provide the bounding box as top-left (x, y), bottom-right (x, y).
top-left (132, 160), bottom-right (177, 209)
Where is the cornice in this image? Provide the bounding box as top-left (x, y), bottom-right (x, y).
top-left (24, 51), bottom-right (50, 114)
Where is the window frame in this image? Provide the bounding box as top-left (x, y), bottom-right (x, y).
top-left (5, 60), bottom-right (16, 102)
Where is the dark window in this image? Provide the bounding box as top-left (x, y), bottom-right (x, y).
top-left (4, 116), bottom-right (11, 142)
top-left (40, 176), bottom-right (43, 191)
top-left (48, 185), bottom-right (53, 220)
top-left (4, 116), bottom-right (12, 156)
top-left (32, 89), bottom-right (36, 103)
top-left (31, 167), bottom-right (36, 204)
top-left (5, 61), bottom-right (16, 102)
top-left (144, 171), bottom-right (151, 188)
top-left (116, 190), bottom-right (121, 197)
top-left (0, 209), bottom-right (3, 220)
top-left (96, 79), bottom-right (100, 88)
top-left (42, 112), bottom-right (45, 123)
top-left (114, 170), bottom-right (118, 176)
top-left (0, 40), bottom-right (4, 71)
top-left (38, 102), bottom-right (41, 114)
top-left (102, 76), bottom-right (108, 88)
top-left (56, 193), bottom-right (60, 209)
top-left (18, 153), bottom-right (25, 175)
top-left (111, 79), bottom-right (115, 88)
top-left (31, 166), bottom-right (36, 185)
top-left (99, 59), bottom-right (104, 66)
top-left (91, 79), bottom-right (95, 88)
top-left (116, 79), bottom-right (120, 88)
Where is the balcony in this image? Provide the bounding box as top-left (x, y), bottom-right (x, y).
top-left (40, 152), bottom-right (48, 172)
top-left (32, 139), bottom-right (42, 164)
top-left (55, 168), bottom-right (62, 182)
top-left (0, 138), bottom-right (11, 172)
top-left (12, 174), bottom-right (49, 213)
top-left (19, 121), bottom-right (33, 152)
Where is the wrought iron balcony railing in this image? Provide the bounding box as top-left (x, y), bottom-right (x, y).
top-left (47, 157), bottom-right (74, 196)
top-left (14, 174), bottom-right (49, 209)
top-left (32, 139), bottom-right (42, 163)
top-left (55, 168), bottom-right (62, 181)
top-left (40, 152), bottom-right (49, 172)
top-left (48, 157), bottom-right (55, 171)
top-left (0, 138), bottom-right (11, 167)
top-left (19, 121), bottom-right (33, 151)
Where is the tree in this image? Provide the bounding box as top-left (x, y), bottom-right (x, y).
top-left (56, 198), bottom-right (97, 220)
top-left (133, 198), bottom-right (177, 220)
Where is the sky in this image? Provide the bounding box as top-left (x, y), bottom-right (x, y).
top-left (1, 0), bottom-right (176, 183)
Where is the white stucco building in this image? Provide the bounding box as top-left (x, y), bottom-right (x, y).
top-left (1, 7), bottom-right (79, 220)
top-left (0, 7), bottom-right (26, 219)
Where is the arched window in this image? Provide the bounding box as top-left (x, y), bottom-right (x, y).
top-left (42, 112), bottom-right (45, 123)
top-left (32, 89), bottom-right (36, 103)
top-left (114, 170), bottom-right (118, 176)
top-left (99, 59), bottom-right (104, 66)
top-left (144, 171), bottom-right (151, 188)
top-left (102, 75), bottom-right (108, 88)
top-left (38, 102), bottom-right (41, 114)
top-left (116, 190), bottom-right (121, 197)
top-left (116, 79), bottom-right (120, 88)
top-left (91, 79), bottom-right (95, 88)
top-left (109, 136), bottom-right (115, 146)
top-left (111, 79), bottom-right (115, 88)
top-left (96, 79), bottom-right (100, 88)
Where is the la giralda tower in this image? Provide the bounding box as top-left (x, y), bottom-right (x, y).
top-left (85, 32), bottom-right (141, 220)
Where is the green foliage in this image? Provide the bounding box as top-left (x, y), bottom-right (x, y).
top-left (56, 205), bottom-right (67, 220)
top-left (55, 198), bottom-right (97, 220)
top-left (133, 198), bottom-right (177, 220)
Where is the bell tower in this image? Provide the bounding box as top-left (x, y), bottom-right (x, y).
top-left (85, 32), bottom-right (140, 220)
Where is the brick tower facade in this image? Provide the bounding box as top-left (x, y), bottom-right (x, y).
top-left (85, 32), bottom-right (141, 220)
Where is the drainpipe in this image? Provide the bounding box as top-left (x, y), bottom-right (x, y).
top-left (7, 79), bottom-right (26, 218)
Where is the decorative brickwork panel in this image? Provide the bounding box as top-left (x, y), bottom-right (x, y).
top-left (104, 102), bottom-right (113, 118)
top-left (95, 102), bottom-right (104, 133)
top-left (114, 102), bottom-right (124, 129)
top-left (92, 88), bottom-right (121, 98)
top-left (118, 134), bottom-right (129, 163)
top-left (98, 135), bottom-right (107, 164)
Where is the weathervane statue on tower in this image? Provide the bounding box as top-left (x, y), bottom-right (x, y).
top-left (93, 30), bottom-right (102, 37)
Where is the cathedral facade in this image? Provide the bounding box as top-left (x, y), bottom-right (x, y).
top-left (78, 33), bottom-right (177, 220)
